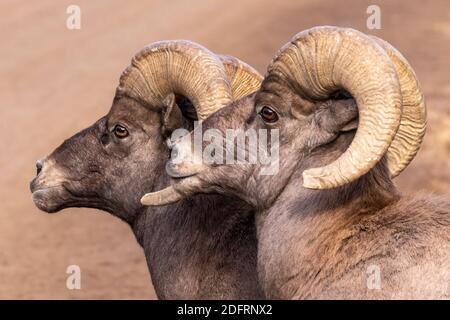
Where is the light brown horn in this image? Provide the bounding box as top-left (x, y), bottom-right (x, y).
top-left (218, 55), bottom-right (263, 99)
top-left (116, 40), bottom-right (233, 120)
top-left (265, 26), bottom-right (402, 189)
top-left (141, 174), bottom-right (204, 207)
top-left (141, 186), bottom-right (183, 206)
top-left (371, 37), bottom-right (427, 178)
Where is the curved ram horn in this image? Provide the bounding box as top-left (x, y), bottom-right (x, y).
top-left (219, 54), bottom-right (263, 99)
top-left (371, 36), bottom-right (427, 178)
top-left (265, 26), bottom-right (403, 189)
top-left (116, 40), bottom-right (233, 120)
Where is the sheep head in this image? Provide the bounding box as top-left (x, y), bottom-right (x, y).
top-left (141, 27), bottom-right (426, 209)
top-left (30, 40), bottom-right (262, 222)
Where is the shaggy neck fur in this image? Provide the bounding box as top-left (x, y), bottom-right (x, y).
top-left (131, 174), bottom-right (263, 299)
top-left (255, 131), bottom-right (403, 298)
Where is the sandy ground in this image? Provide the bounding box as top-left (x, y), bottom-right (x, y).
top-left (0, 0), bottom-right (449, 299)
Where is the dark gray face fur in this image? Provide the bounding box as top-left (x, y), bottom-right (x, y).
top-left (30, 97), bottom-right (168, 223)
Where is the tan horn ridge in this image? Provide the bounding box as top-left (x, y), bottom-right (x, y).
top-left (371, 36), bottom-right (427, 178)
top-left (141, 186), bottom-right (183, 206)
top-left (116, 40), bottom-right (233, 121)
top-left (218, 54), bottom-right (263, 99)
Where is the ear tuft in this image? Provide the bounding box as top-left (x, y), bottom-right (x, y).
top-left (317, 99), bottom-right (359, 134)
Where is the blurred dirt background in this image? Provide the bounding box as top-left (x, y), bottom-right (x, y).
top-left (0, 0), bottom-right (449, 299)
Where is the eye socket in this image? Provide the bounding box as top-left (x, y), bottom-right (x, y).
top-left (113, 124), bottom-right (129, 139)
top-left (259, 106), bottom-right (279, 123)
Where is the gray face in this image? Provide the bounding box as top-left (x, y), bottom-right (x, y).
top-left (30, 97), bottom-right (168, 223)
top-left (163, 84), bottom-right (359, 209)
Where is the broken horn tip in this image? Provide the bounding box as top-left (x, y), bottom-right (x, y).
top-left (140, 186), bottom-right (184, 206)
top-left (302, 171), bottom-right (322, 190)
top-left (140, 193), bottom-right (158, 206)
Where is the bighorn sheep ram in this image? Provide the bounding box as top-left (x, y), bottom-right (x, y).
top-left (30, 41), bottom-right (265, 299)
top-left (143, 27), bottom-right (450, 299)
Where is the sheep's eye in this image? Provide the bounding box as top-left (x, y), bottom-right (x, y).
top-left (259, 106), bottom-right (279, 123)
top-left (113, 124), bottom-right (129, 138)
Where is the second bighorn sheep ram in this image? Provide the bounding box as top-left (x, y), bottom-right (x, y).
top-left (143, 27), bottom-right (450, 299)
top-left (30, 41), bottom-right (264, 299)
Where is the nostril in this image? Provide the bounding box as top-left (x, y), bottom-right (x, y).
top-left (36, 160), bottom-right (43, 176)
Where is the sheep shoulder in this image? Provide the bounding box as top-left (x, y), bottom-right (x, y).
top-left (316, 193), bottom-right (450, 299)
top-left (259, 192), bottom-right (450, 299)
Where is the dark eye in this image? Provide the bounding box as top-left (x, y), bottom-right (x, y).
top-left (113, 124), bottom-right (129, 138)
top-left (259, 106), bottom-right (279, 123)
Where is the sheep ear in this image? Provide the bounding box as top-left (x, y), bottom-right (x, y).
top-left (316, 99), bottom-right (359, 134)
top-left (334, 100), bottom-right (359, 133)
top-left (161, 93), bottom-right (183, 137)
top-left (308, 99), bottom-right (359, 152)
top-left (340, 117), bottom-right (359, 132)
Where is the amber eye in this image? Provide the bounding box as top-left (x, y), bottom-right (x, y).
top-left (259, 106), bottom-right (279, 123)
top-left (113, 124), bottom-right (129, 138)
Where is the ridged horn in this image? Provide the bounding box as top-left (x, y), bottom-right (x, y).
top-left (264, 26), bottom-right (403, 189)
top-left (218, 54), bottom-right (263, 99)
top-left (141, 186), bottom-right (183, 206)
top-left (371, 37), bottom-right (427, 178)
top-left (116, 40), bottom-right (233, 120)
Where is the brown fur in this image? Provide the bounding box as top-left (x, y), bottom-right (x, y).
top-left (257, 133), bottom-right (450, 299)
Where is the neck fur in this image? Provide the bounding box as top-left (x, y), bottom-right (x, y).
top-left (256, 132), bottom-right (401, 297)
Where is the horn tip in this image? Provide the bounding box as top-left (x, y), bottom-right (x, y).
top-left (140, 186), bottom-right (183, 206)
top-left (140, 193), bottom-right (160, 206)
top-left (302, 169), bottom-right (333, 190)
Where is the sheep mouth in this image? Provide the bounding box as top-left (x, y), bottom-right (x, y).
top-left (31, 185), bottom-right (69, 213)
top-left (165, 160), bottom-right (203, 179)
top-left (30, 177), bottom-right (76, 213)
